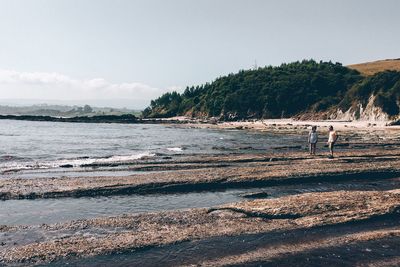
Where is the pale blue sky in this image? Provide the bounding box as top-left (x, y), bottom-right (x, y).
top-left (0, 0), bottom-right (399, 108)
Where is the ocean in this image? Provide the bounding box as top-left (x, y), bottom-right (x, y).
top-left (0, 119), bottom-right (307, 226)
top-left (0, 119), bottom-right (305, 178)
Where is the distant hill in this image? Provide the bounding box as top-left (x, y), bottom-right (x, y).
top-left (143, 59), bottom-right (400, 121)
top-left (348, 59), bottom-right (400, 76)
top-left (0, 104), bottom-right (140, 117)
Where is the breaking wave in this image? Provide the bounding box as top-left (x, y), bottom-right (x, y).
top-left (0, 152), bottom-right (155, 173)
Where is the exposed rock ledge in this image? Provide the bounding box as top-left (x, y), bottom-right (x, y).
top-left (0, 189), bottom-right (399, 265)
top-left (1, 150), bottom-right (400, 200)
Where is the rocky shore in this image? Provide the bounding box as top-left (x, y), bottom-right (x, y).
top-left (1, 150), bottom-right (400, 200)
top-left (1, 123), bottom-right (400, 266)
top-left (0, 189), bottom-right (399, 266)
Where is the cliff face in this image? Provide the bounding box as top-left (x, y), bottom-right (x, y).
top-left (330, 95), bottom-right (391, 121)
top-left (332, 70), bottom-right (400, 122)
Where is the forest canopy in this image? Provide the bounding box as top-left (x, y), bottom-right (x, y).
top-left (143, 60), bottom-right (400, 120)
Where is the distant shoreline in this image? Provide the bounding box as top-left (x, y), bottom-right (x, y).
top-left (0, 114), bottom-right (398, 132)
top-left (0, 114), bottom-right (210, 125)
top-left (0, 114), bottom-right (202, 124)
top-left (0, 114), bottom-right (141, 124)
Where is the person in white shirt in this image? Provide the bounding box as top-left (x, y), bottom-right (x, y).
top-left (308, 126), bottom-right (318, 155)
top-left (327, 125), bottom-right (339, 158)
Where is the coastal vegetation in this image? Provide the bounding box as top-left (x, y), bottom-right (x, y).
top-left (143, 60), bottom-right (400, 120)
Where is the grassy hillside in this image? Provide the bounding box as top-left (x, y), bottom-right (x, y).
top-left (348, 59), bottom-right (400, 76)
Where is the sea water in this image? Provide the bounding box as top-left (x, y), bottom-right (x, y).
top-left (0, 119), bottom-right (308, 226)
top-left (0, 119), bottom-right (305, 177)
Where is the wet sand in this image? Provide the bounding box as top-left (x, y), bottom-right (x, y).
top-left (1, 122), bottom-right (400, 266)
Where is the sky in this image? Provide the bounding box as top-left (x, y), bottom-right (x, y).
top-left (0, 0), bottom-right (399, 108)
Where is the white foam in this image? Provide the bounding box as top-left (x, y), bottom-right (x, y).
top-left (166, 147), bottom-right (183, 152)
top-left (0, 152), bottom-right (155, 173)
top-left (90, 152), bottom-right (156, 164)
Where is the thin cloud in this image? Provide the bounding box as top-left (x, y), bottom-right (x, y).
top-left (0, 69), bottom-right (174, 107)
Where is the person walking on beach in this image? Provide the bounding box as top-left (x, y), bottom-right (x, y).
top-left (308, 126), bottom-right (318, 155)
top-left (327, 125), bottom-right (338, 158)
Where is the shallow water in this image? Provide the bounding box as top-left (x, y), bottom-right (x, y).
top-left (0, 120), bottom-right (306, 176)
top-left (2, 177), bottom-right (399, 226)
top-left (0, 190), bottom-right (246, 225)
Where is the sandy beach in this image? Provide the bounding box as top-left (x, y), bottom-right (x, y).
top-left (181, 117), bottom-right (399, 132)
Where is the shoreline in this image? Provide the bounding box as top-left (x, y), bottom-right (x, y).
top-left (1, 114), bottom-right (399, 132)
top-left (1, 122), bottom-right (400, 265)
top-left (184, 118), bottom-right (400, 132)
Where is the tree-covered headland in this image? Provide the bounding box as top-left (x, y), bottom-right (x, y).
top-left (143, 60), bottom-right (400, 120)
